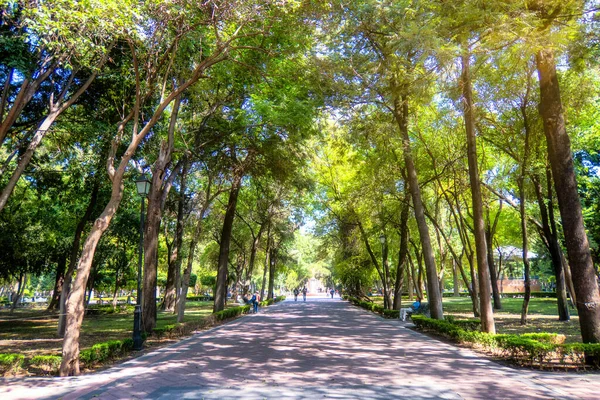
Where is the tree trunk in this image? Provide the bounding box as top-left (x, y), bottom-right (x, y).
top-left (519, 176), bottom-right (531, 325)
top-left (382, 238), bottom-right (393, 309)
top-left (111, 267), bottom-right (120, 312)
top-left (178, 206), bottom-right (207, 323)
top-left (260, 223), bottom-right (272, 300)
top-left (58, 181), bottom-right (99, 337)
top-left (393, 93), bottom-right (443, 319)
top-left (244, 224), bottom-right (265, 296)
top-left (461, 52), bottom-right (495, 333)
top-left (393, 201), bottom-right (410, 310)
top-left (485, 205), bottom-right (503, 310)
top-left (163, 159), bottom-right (188, 313)
top-left (267, 247), bottom-right (276, 300)
top-left (453, 259), bottom-right (460, 297)
top-left (10, 273), bottom-right (24, 313)
top-left (536, 49), bottom-right (600, 347)
top-left (533, 173), bottom-right (570, 321)
top-left (214, 172), bottom-right (243, 312)
top-left (47, 256), bottom-right (66, 311)
top-left (142, 96), bottom-right (182, 330)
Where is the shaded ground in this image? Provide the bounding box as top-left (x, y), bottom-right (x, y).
top-left (2, 295), bottom-right (598, 399)
top-left (0, 301), bottom-right (216, 357)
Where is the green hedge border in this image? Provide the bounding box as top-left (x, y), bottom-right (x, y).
top-left (345, 296), bottom-right (400, 319)
top-left (412, 315), bottom-right (600, 369)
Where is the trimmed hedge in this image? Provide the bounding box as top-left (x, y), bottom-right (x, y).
top-left (258, 295), bottom-right (286, 308)
top-left (79, 338), bottom-right (134, 365)
top-left (29, 355), bottom-right (62, 374)
top-left (412, 315), bottom-right (599, 368)
top-left (214, 305), bottom-right (251, 321)
top-left (500, 292), bottom-right (559, 299)
top-left (85, 304), bottom-right (135, 315)
top-left (186, 295), bottom-right (213, 302)
top-left (441, 291), bottom-right (559, 298)
top-left (346, 296), bottom-right (400, 319)
top-left (0, 353), bottom-right (25, 374)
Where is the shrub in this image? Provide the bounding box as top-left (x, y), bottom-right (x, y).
top-left (0, 353), bottom-right (25, 374)
top-left (383, 309), bottom-right (400, 319)
top-left (346, 296), bottom-right (400, 318)
top-left (213, 305), bottom-right (250, 321)
top-left (80, 338), bottom-right (134, 366)
top-left (275, 295), bottom-right (286, 302)
top-left (412, 315), bottom-right (599, 368)
top-left (186, 295), bottom-right (213, 302)
top-left (29, 355), bottom-right (62, 373)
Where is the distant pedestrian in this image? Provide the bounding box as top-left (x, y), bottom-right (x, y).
top-left (293, 288), bottom-right (299, 301)
top-left (250, 292), bottom-right (259, 313)
top-left (302, 286), bottom-right (307, 301)
top-left (330, 288), bottom-right (334, 299)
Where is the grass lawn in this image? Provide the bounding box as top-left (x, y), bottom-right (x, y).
top-left (0, 300), bottom-right (227, 357)
top-left (442, 297), bottom-right (582, 343)
top-left (371, 296), bottom-right (583, 343)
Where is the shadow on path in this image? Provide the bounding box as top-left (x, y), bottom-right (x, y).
top-left (2, 296), bottom-right (599, 399)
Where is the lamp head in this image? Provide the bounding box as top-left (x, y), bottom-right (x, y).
top-left (135, 173), bottom-right (151, 197)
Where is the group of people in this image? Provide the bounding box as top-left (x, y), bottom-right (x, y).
top-left (293, 286), bottom-right (308, 301)
top-left (241, 291), bottom-right (260, 313)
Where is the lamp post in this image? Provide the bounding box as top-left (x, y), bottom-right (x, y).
top-left (133, 173), bottom-right (151, 350)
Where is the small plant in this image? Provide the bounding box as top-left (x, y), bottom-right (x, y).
top-left (0, 353), bottom-right (25, 374)
top-left (29, 355), bottom-right (62, 374)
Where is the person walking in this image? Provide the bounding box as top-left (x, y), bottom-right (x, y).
top-left (250, 292), bottom-right (259, 313)
top-left (293, 288), bottom-right (299, 301)
top-left (330, 288), bottom-right (334, 299)
top-left (302, 286), bottom-right (307, 302)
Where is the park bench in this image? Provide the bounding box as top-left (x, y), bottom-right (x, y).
top-left (405, 302), bottom-right (430, 321)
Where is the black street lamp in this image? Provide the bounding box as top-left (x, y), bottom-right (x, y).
top-left (133, 173), bottom-right (151, 350)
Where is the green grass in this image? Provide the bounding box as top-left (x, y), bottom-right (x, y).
top-left (441, 297), bottom-right (577, 316)
top-left (371, 296), bottom-right (583, 343)
top-left (0, 300), bottom-right (220, 356)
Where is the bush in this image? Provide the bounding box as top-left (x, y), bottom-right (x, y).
top-left (213, 305), bottom-right (250, 321)
top-left (0, 353), bottom-right (25, 374)
top-left (412, 315), bottom-right (600, 368)
top-left (275, 295), bottom-right (286, 302)
top-left (186, 295), bottom-right (213, 302)
top-left (80, 338), bottom-right (134, 366)
top-left (29, 355), bottom-right (62, 373)
top-left (346, 296), bottom-right (399, 318)
top-left (383, 309), bottom-right (400, 319)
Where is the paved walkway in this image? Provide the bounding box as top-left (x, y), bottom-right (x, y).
top-left (2, 296), bottom-right (599, 399)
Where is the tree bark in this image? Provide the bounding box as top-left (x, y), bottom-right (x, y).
top-left (393, 201), bottom-right (410, 310)
top-left (392, 93), bottom-right (443, 319)
top-left (213, 172), bottom-right (243, 312)
top-left (536, 49), bottom-right (600, 347)
top-left (10, 273), bottom-right (24, 313)
top-left (485, 203), bottom-right (503, 310)
top-left (267, 246), bottom-right (276, 300)
top-left (260, 230), bottom-right (271, 299)
top-left (461, 52), bottom-right (495, 333)
top-left (163, 158), bottom-right (188, 312)
top-left (58, 181), bottom-right (99, 337)
top-left (453, 259), bottom-right (460, 297)
top-left (47, 256), bottom-right (67, 311)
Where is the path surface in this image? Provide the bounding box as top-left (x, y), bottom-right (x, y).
top-left (2, 296), bottom-right (599, 399)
